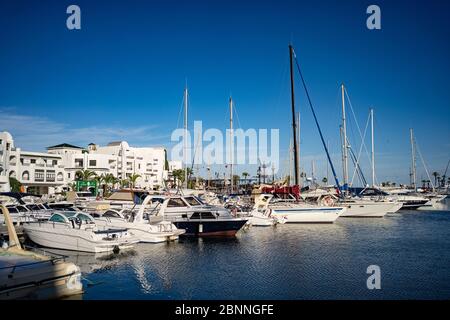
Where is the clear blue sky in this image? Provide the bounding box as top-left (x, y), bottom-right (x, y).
top-left (0, 0), bottom-right (449, 185)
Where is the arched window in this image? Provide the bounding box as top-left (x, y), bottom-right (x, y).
top-left (49, 213), bottom-right (67, 223)
top-left (22, 171), bottom-right (30, 181)
top-left (57, 172), bottom-right (64, 181)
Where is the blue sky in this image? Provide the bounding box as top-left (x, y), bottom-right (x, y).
top-left (0, 0), bottom-right (449, 185)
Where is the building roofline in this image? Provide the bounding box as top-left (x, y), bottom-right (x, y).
top-left (46, 143), bottom-right (84, 150)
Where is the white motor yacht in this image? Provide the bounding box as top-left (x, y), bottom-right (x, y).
top-left (94, 195), bottom-right (185, 243)
top-left (23, 212), bottom-right (138, 253)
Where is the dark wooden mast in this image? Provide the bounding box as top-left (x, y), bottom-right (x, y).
top-left (289, 44), bottom-right (299, 185)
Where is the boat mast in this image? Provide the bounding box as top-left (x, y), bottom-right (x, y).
top-left (371, 108), bottom-right (375, 187)
top-left (289, 138), bottom-right (293, 186)
top-left (410, 128), bottom-right (417, 191)
top-left (289, 44), bottom-right (299, 185)
top-left (229, 96), bottom-right (234, 194)
top-left (296, 111), bottom-right (300, 186)
top-left (184, 86), bottom-right (188, 190)
top-left (341, 84), bottom-right (349, 193)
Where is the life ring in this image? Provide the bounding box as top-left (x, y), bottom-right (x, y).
top-left (266, 208), bottom-right (272, 217)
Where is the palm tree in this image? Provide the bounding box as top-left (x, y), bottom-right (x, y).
top-left (172, 168), bottom-right (193, 186)
top-left (93, 174), bottom-right (105, 196)
top-left (421, 179), bottom-right (426, 188)
top-left (432, 172), bottom-right (440, 188)
top-left (75, 169), bottom-right (97, 181)
top-left (128, 174), bottom-right (141, 189)
top-left (119, 179), bottom-right (129, 188)
top-left (233, 175), bottom-right (240, 187)
top-left (242, 172), bottom-right (249, 186)
top-left (172, 169), bottom-right (184, 186)
top-left (68, 182), bottom-right (77, 191)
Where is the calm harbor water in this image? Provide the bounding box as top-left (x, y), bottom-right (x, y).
top-left (61, 200), bottom-right (450, 300)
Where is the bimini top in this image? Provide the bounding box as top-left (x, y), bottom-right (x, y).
top-left (0, 192), bottom-right (41, 204)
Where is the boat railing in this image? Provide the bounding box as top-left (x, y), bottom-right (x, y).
top-left (0, 246), bottom-right (68, 273)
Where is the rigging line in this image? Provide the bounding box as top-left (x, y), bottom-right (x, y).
top-left (350, 112), bottom-right (371, 186)
top-left (233, 101), bottom-right (243, 129)
top-left (344, 89), bottom-right (373, 168)
top-left (292, 48), bottom-right (341, 190)
top-left (348, 141), bottom-right (368, 186)
top-left (176, 92), bottom-right (186, 129)
top-left (348, 147), bottom-right (364, 186)
top-left (415, 136), bottom-right (435, 190)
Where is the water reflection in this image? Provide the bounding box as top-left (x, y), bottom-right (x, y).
top-left (38, 205), bottom-right (450, 299)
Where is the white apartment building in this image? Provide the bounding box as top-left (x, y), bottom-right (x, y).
top-left (0, 131), bottom-right (65, 194)
top-left (0, 131), bottom-right (168, 194)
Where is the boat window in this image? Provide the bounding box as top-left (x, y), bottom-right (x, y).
top-left (62, 212), bottom-right (76, 218)
top-left (184, 196), bottom-right (202, 206)
top-left (190, 212), bottom-right (201, 219)
top-left (167, 198), bottom-right (187, 207)
top-left (151, 197), bottom-right (164, 204)
top-left (75, 213), bottom-right (95, 223)
top-left (6, 206), bottom-right (18, 213)
top-left (49, 214), bottom-right (67, 223)
top-left (201, 212), bottom-right (216, 219)
top-left (26, 204), bottom-right (40, 211)
top-left (104, 210), bottom-right (121, 218)
top-left (16, 206), bottom-right (29, 212)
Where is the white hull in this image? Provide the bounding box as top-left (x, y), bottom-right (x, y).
top-left (247, 215), bottom-right (276, 227)
top-left (24, 225), bottom-right (136, 253)
top-left (340, 201), bottom-right (396, 217)
top-left (269, 206), bottom-right (344, 223)
top-left (94, 219), bottom-right (184, 243)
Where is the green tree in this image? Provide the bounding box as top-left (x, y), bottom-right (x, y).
top-left (75, 169), bottom-right (97, 181)
top-left (128, 173), bottom-right (141, 189)
top-left (9, 177), bottom-right (22, 192)
top-left (172, 168), bottom-right (193, 186)
top-left (432, 172), bottom-right (440, 188)
top-left (119, 179), bottom-right (130, 188)
top-left (233, 175), bottom-right (240, 186)
top-left (242, 172), bottom-right (249, 185)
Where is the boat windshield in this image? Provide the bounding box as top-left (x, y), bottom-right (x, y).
top-left (167, 198), bottom-right (188, 208)
top-left (184, 196), bottom-right (202, 206)
top-left (49, 213), bottom-right (68, 223)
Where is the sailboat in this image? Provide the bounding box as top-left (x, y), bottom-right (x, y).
top-left (255, 45), bottom-right (346, 223)
top-left (335, 86), bottom-right (400, 217)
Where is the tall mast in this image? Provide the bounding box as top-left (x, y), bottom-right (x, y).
top-left (371, 108), bottom-right (375, 187)
top-left (341, 84), bottom-right (349, 192)
top-left (229, 96), bottom-right (234, 194)
top-left (410, 128), bottom-right (417, 191)
top-left (296, 111), bottom-right (300, 186)
top-left (326, 140), bottom-right (330, 184)
top-left (289, 138), bottom-right (293, 186)
top-left (289, 44), bottom-right (299, 185)
top-left (184, 86), bottom-right (188, 189)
